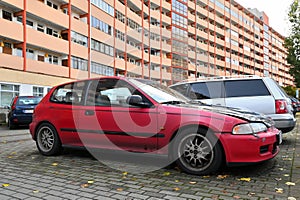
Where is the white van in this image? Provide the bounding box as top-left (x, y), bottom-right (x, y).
top-left (170, 76), bottom-right (296, 133)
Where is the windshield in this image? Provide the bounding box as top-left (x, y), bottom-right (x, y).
top-left (128, 78), bottom-right (191, 103)
top-left (16, 96), bottom-right (42, 105)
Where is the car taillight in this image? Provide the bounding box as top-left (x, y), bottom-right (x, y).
top-left (275, 100), bottom-right (288, 114)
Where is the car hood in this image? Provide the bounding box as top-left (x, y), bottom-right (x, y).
top-left (176, 102), bottom-right (275, 128)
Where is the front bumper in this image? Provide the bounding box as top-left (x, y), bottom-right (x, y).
top-left (219, 129), bottom-right (280, 164)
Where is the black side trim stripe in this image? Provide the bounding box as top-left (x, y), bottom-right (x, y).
top-left (60, 128), bottom-right (165, 138)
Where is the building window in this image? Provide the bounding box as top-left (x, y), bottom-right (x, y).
top-left (91, 16), bottom-right (112, 35)
top-left (26, 20), bottom-right (34, 27)
top-left (91, 39), bottom-right (114, 56)
top-left (71, 31), bottom-right (88, 47)
top-left (26, 49), bottom-right (34, 59)
top-left (46, 54), bottom-right (59, 65)
top-left (0, 84), bottom-right (19, 107)
top-left (47, 1), bottom-right (58, 10)
top-left (33, 86), bottom-right (44, 96)
top-left (2, 10), bottom-right (12, 21)
top-left (91, 62), bottom-right (114, 76)
top-left (91, 0), bottom-right (114, 16)
top-left (71, 56), bottom-right (88, 71)
top-left (15, 48), bottom-right (23, 57)
top-left (37, 24), bottom-right (44, 32)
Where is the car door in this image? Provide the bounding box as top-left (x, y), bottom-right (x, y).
top-left (78, 78), bottom-right (159, 153)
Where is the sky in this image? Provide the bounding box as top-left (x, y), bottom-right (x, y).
top-left (234, 0), bottom-right (294, 37)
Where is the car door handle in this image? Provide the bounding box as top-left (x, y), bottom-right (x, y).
top-left (85, 110), bottom-right (95, 116)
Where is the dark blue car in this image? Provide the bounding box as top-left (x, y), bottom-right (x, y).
top-left (7, 96), bottom-right (42, 129)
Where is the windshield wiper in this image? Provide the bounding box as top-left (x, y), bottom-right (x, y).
top-left (161, 100), bottom-right (185, 105)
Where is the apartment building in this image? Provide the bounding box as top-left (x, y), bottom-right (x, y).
top-left (0, 0), bottom-right (294, 107)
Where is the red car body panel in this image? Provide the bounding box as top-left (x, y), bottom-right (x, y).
top-left (29, 77), bottom-right (280, 165)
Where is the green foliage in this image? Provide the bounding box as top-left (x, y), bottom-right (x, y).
top-left (283, 85), bottom-right (297, 97)
top-left (284, 0), bottom-right (300, 87)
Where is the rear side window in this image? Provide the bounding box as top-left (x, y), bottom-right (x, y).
top-left (50, 81), bottom-right (86, 104)
top-left (189, 82), bottom-right (223, 99)
top-left (224, 80), bottom-right (270, 97)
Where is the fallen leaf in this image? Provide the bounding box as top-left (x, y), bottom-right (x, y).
top-left (7, 156), bottom-right (13, 158)
top-left (2, 184), bottom-right (10, 187)
top-left (189, 181), bottom-right (197, 184)
top-left (233, 195), bottom-right (241, 199)
top-left (175, 180), bottom-right (179, 182)
top-left (284, 174), bottom-right (290, 177)
top-left (122, 172), bottom-right (128, 176)
top-left (288, 197), bottom-right (297, 200)
top-left (248, 192), bottom-right (255, 196)
top-left (116, 188), bottom-right (123, 191)
top-left (202, 175), bottom-right (210, 178)
top-left (163, 172), bottom-right (170, 176)
top-left (275, 178), bottom-right (282, 181)
top-left (278, 168), bottom-right (284, 171)
top-left (80, 183), bottom-right (89, 188)
top-left (173, 187), bottom-right (180, 191)
top-left (275, 188), bottom-right (284, 193)
top-left (286, 182), bottom-right (296, 186)
top-left (33, 190), bottom-right (39, 193)
top-left (10, 152), bottom-right (16, 155)
top-left (217, 175), bottom-right (229, 179)
top-left (87, 180), bottom-right (94, 184)
top-left (238, 177), bottom-right (251, 182)
top-left (283, 158), bottom-right (293, 161)
top-left (52, 163), bottom-right (58, 166)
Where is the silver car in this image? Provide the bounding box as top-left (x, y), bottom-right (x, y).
top-left (170, 76), bottom-right (296, 133)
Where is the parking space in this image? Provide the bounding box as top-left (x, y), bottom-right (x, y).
top-left (0, 123), bottom-right (299, 200)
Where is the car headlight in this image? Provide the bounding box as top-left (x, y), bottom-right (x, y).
top-left (232, 123), bottom-right (267, 135)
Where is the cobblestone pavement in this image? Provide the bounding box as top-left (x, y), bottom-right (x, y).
top-left (0, 122), bottom-right (299, 200)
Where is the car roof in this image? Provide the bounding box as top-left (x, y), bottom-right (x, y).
top-left (170, 75), bottom-right (265, 86)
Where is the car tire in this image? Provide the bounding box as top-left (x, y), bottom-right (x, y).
top-left (36, 123), bottom-right (62, 156)
top-left (8, 120), bottom-right (16, 130)
top-left (172, 127), bottom-right (223, 175)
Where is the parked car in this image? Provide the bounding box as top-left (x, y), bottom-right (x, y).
top-left (170, 76), bottom-right (296, 133)
top-left (290, 96), bottom-right (300, 116)
top-left (29, 76), bottom-right (281, 175)
top-left (7, 96), bottom-right (42, 129)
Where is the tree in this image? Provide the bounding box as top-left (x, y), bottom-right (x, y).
top-left (283, 85), bottom-right (296, 97)
top-left (285, 0), bottom-right (300, 87)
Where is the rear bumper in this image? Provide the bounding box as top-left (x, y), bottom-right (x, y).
top-left (9, 115), bottom-right (32, 125)
top-left (219, 129), bottom-right (280, 164)
top-left (267, 114), bottom-right (296, 133)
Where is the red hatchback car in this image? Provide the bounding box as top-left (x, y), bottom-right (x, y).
top-left (30, 77), bottom-right (281, 175)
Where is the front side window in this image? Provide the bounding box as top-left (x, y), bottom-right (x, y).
top-left (50, 81), bottom-right (86, 105)
top-left (86, 79), bottom-right (138, 107)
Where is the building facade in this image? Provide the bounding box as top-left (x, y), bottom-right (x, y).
top-left (0, 0), bottom-right (294, 107)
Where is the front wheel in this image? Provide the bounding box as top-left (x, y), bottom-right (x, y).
top-left (36, 123), bottom-right (62, 156)
top-left (172, 128), bottom-right (223, 175)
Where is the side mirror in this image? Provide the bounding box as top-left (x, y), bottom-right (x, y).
top-left (127, 95), bottom-right (151, 108)
top-left (4, 106), bottom-right (10, 109)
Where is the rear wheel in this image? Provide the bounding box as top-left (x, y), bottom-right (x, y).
top-left (172, 127), bottom-right (223, 175)
top-left (36, 123), bottom-right (62, 156)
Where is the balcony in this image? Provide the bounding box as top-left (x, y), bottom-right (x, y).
top-left (70, 68), bottom-right (89, 80)
top-left (91, 51), bottom-right (115, 67)
top-left (71, 43), bottom-right (88, 58)
top-left (0, 18), bottom-right (23, 41)
top-left (71, 19), bottom-right (88, 36)
top-left (26, 28), bottom-right (68, 54)
top-left (27, 1), bottom-right (68, 28)
top-left (0, 53), bottom-right (23, 70)
top-left (27, 59), bottom-right (69, 78)
top-left (72, 0), bottom-right (88, 13)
